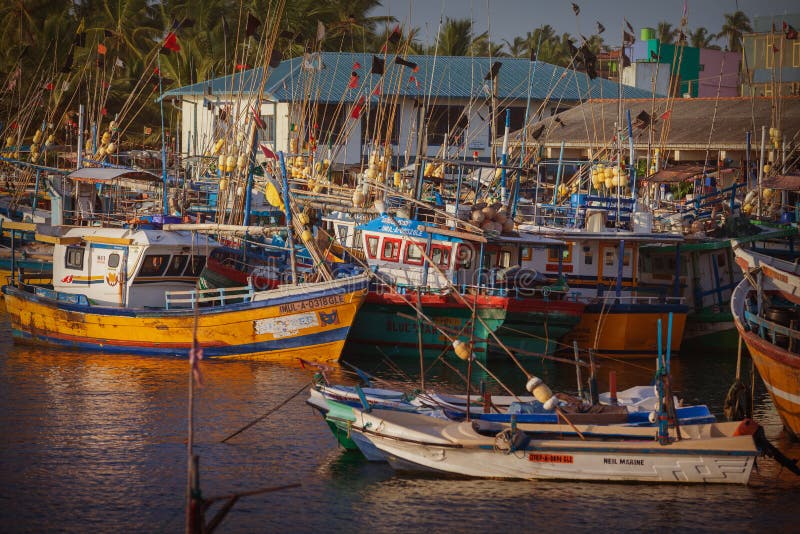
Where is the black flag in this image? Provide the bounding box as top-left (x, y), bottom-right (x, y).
top-left (484, 61), bottom-right (502, 80)
top-left (269, 49), bottom-right (282, 68)
top-left (623, 31), bottom-right (635, 45)
top-left (596, 22), bottom-right (605, 34)
top-left (634, 110), bottom-right (651, 128)
top-left (650, 50), bottom-right (659, 61)
top-left (371, 55), bottom-right (385, 75)
top-left (388, 25), bottom-right (402, 44)
top-left (621, 50), bottom-right (631, 68)
top-left (394, 57), bottom-right (418, 70)
top-left (529, 47), bottom-right (537, 62)
top-left (246, 13), bottom-right (261, 39)
top-left (571, 3), bottom-right (580, 15)
top-left (625, 18), bottom-right (634, 33)
top-left (530, 124), bottom-right (544, 140)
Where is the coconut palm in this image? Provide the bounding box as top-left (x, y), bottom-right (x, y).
top-left (720, 10), bottom-right (752, 52)
top-left (656, 21), bottom-right (678, 44)
top-left (688, 27), bottom-right (717, 49)
top-left (431, 17), bottom-right (475, 56)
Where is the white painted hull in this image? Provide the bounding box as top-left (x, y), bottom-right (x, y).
top-left (352, 410), bottom-right (758, 484)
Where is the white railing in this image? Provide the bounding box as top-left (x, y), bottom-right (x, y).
top-left (165, 285), bottom-right (254, 309)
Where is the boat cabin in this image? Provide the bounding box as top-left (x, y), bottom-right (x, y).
top-left (50, 227), bottom-right (217, 307)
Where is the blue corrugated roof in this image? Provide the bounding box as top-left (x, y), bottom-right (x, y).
top-left (163, 51), bottom-right (652, 103)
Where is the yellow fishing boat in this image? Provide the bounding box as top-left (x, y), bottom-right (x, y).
top-left (2, 226), bottom-right (368, 362)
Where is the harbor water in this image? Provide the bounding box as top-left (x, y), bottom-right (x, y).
top-left (1, 319), bottom-right (798, 532)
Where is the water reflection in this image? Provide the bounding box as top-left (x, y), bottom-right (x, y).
top-left (0, 334), bottom-right (797, 532)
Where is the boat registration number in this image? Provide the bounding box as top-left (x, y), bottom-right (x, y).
top-left (528, 453), bottom-right (573, 464)
top-left (279, 294), bottom-right (344, 313)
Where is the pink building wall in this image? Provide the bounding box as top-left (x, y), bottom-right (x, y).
top-left (698, 49), bottom-right (741, 97)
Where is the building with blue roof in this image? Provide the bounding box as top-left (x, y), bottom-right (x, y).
top-left (163, 51), bottom-right (652, 166)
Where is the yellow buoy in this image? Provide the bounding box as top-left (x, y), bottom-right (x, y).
top-left (301, 229), bottom-right (313, 242)
top-left (299, 213), bottom-right (310, 225)
top-left (5, 136), bottom-right (13, 147)
top-left (526, 376), bottom-right (558, 411)
top-left (33, 130), bottom-right (42, 143)
top-left (218, 154), bottom-right (226, 170)
top-left (107, 142), bottom-right (116, 153)
top-left (212, 138), bottom-right (225, 155)
top-left (46, 134), bottom-right (55, 146)
top-left (452, 340), bottom-right (474, 361)
top-left (237, 154), bottom-right (246, 171)
top-left (393, 171), bottom-right (402, 187)
top-left (225, 155), bottom-right (236, 172)
top-left (219, 178), bottom-right (229, 192)
top-left (265, 181), bottom-right (284, 209)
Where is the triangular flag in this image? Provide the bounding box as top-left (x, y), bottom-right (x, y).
top-left (388, 25), bottom-right (402, 44)
top-left (484, 61), bottom-right (502, 80)
top-left (353, 61), bottom-right (361, 69)
top-left (252, 107), bottom-right (266, 129)
top-left (259, 143), bottom-right (278, 159)
top-left (625, 18), bottom-right (634, 33)
top-left (44, 82), bottom-right (54, 91)
top-left (97, 43), bottom-right (107, 55)
top-left (623, 31), bottom-right (635, 45)
top-left (246, 13), bottom-right (261, 38)
top-left (115, 57), bottom-right (124, 68)
top-left (350, 95), bottom-right (365, 119)
top-left (163, 32), bottom-right (180, 52)
top-left (596, 22), bottom-right (605, 34)
top-left (394, 57), bottom-right (418, 71)
top-left (659, 109), bottom-right (671, 121)
top-left (785, 23), bottom-right (798, 40)
top-left (62, 81), bottom-right (70, 91)
top-left (371, 55), bottom-right (384, 75)
top-left (571, 3), bottom-right (580, 15)
top-left (235, 63), bottom-right (249, 71)
top-left (348, 72), bottom-right (359, 89)
top-left (269, 49), bottom-right (282, 69)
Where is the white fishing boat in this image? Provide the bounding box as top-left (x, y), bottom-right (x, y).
top-left (344, 405), bottom-right (760, 484)
top-left (732, 239), bottom-right (800, 305)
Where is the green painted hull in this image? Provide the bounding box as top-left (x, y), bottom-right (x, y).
top-left (497, 310), bottom-right (582, 355)
top-left (347, 298), bottom-right (506, 360)
top-left (325, 419), bottom-right (358, 450)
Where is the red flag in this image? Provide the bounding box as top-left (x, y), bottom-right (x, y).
top-left (353, 61), bottom-right (361, 69)
top-left (659, 109), bottom-right (672, 121)
top-left (372, 82), bottom-right (382, 96)
top-left (102, 81), bottom-right (110, 88)
top-left (163, 32), bottom-right (180, 52)
top-left (236, 63), bottom-right (249, 71)
top-left (259, 143), bottom-right (278, 159)
top-left (153, 66), bottom-right (160, 76)
top-left (252, 107), bottom-right (266, 129)
top-left (97, 43), bottom-right (107, 55)
top-left (101, 107), bottom-right (108, 116)
top-left (348, 72), bottom-right (359, 89)
top-left (350, 95), bottom-right (365, 119)
top-left (45, 82), bottom-right (54, 91)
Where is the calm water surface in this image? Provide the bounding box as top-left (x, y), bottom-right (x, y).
top-left (0, 317), bottom-right (798, 533)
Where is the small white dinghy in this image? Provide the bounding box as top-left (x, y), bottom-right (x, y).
top-left (348, 406), bottom-right (761, 484)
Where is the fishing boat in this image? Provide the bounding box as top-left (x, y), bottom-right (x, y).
top-left (334, 402), bottom-right (761, 484)
top-left (2, 225), bottom-right (368, 361)
top-left (731, 243), bottom-right (800, 439)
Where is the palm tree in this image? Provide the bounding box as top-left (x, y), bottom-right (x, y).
top-left (503, 35), bottom-right (530, 58)
top-left (470, 32), bottom-right (506, 57)
top-left (431, 18), bottom-right (474, 56)
top-left (656, 21), bottom-right (678, 44)
top-left (720, 10), bottom-right (752, 52)
top-left (688, 27), bottom-right (717, 49)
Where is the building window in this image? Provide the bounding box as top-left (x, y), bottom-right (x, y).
top-left (65, 246), bottom-right (85, 270)
top-left (361, 107), bottom-right (400, 145)
top-left (257, 114), bottom-right (275, 144)
top-left (426, 105), bottom-right (468, 146)
top-left (794, 42), bottom-right (800, 67)
top-left (381, 238), bottom-right (402, 262)
top-left (520, 247), bottom-right (533, 261)
top-left (107, 253), bottom-right (120, 269)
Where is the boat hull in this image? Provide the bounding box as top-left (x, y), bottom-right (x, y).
top-left (736, 326), bottom-right (800, 440)
top-left (347, 292), bottom-right (506, 359)
top-left (2, 278), bottom-right (367, 363)
top-left (497, 297), bottom-right (585, 355)
top-left (370, 431), bottom-right (755, 484)
top-left (563, 303), bottom-right (688, 358)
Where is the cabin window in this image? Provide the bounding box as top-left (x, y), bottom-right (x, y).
top-left (336, 225), bottom-right (349, 243)
top-left (520, 247), bottom-right (533, 262)
top-left (405, 242), bottom-right (424, 265)
top-left (107, 253), bottom-right (120, 269)
top-left (365, 235), bottom-right (379, 258)
top-left (456, 244), bottom-right (473, 269)
top-left (717, 253), bottom-right (726, 267)
top-left (604, 250), bottom-right (616, 266)
top-left (548, 245), bottom-right (572, 263)
top-left (381, 238), bottom-right (402, 262)
top-left (622, 251), bottom-right (631, 267)
top-left (431, 245), bottom-right (452, 268)
top-left (65, 246), bottom-right (85, 270)
top-left (184, 255), bottom-right (207, 277)
top-left (139, 254), bottom-right (169, 276)
top-left (166, 255), bottom-right (189, 276)
top-left (496, 250), bottom-right (510, 269)
top-left (584, 252), bottom-right (593, 265)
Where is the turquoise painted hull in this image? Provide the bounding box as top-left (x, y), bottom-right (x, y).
top-left (347, 294), bottom-right (507, 360)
